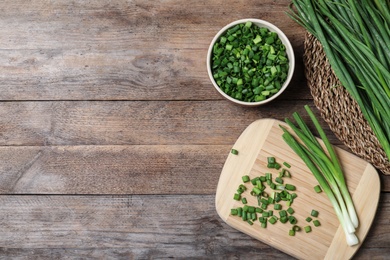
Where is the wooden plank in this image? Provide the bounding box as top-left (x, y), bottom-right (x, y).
top-left (0, 0), bottom-right (302, 50)
top-left (0, 145), bottom-right (388, 195)
top-left (0, 248), bottom-right (292, 259)
top-left (0, 101), bottom-right (343, 146)
top-left (0, 145), bottom-right (226, 194)
top-left (0, 0), bottom-right (308, 101)
top-left (0, 46), bottom-right (312, 100)
top-left (380, 174), bottom-right (390, 192)
top-left (0, 194), bottom-right (386, 259)
top-left (0, 49), bottom-right (308, 101)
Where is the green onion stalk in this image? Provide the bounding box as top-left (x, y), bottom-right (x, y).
top-left (281, 105), bottom-right (359, 246)
top-left (287, 0), bottom-right (390, 162)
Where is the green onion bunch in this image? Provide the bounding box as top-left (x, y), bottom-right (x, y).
top-left (287, 0), bottom-right (390, 162)
top-left (211, 21), bottom-right (289, 102)
top-left (281, 105), bottom-right (359, 246)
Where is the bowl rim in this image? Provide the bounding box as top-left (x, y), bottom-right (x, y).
top-left (206, 18), bottom-right (295, 106)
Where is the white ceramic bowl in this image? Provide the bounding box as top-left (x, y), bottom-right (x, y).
top-left (207, 18), bottom-right (295, 106)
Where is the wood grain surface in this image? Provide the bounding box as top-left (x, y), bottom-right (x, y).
top-left (0, 0), bottom-right (389, 259)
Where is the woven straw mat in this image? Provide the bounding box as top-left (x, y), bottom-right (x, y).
top-left (303, 32), bottom-right (390, 175)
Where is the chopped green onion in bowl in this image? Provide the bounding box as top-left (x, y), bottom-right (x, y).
top-left (207, 18), bottom-right (295, 106)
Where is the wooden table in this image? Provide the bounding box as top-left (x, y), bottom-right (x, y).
top-left (0, 1), bottom-right (389, 258)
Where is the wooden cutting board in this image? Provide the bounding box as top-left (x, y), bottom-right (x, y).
top-left (215, 119), bottom-right (380, 260)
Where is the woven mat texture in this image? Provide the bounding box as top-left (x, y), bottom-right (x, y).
top-left (303, 33), bottom-right (389, 175)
